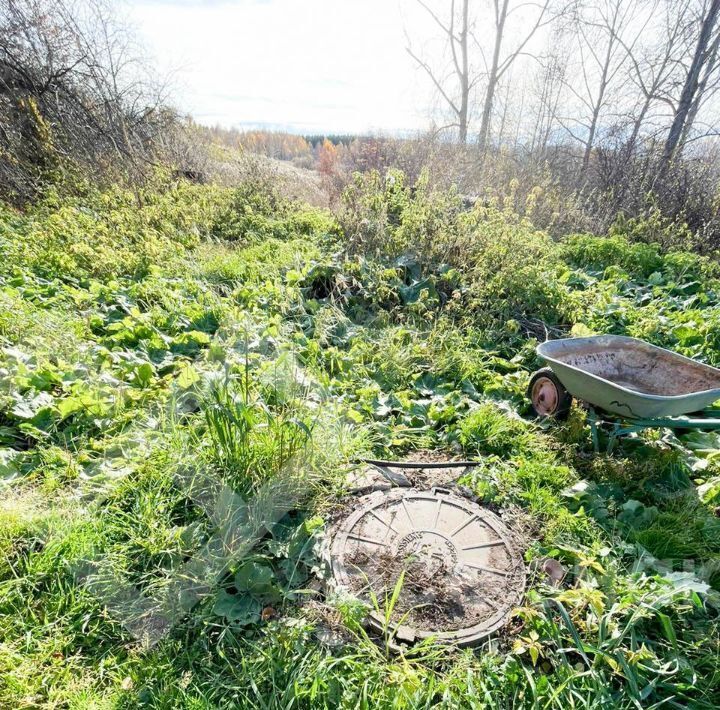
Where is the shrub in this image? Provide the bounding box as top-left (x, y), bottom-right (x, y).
top-left (0, 180), bottom-right (227, 281)
top-left (609, 207), bottom-right (694, 251)
top-left (340, 168), bottom-right (465, 261)
top-left (212, 179), bottom-right (338, 243)
top-left (561, 231), bottom-right (718, 283)
top-left (339, 168), bottom-right (578, 330)
top-left (462, 206), bottom-right (577, 329)
top-left (560, 234), bottom-right (664, 279)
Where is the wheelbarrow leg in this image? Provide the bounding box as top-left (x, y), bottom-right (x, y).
top-left (587, 408), bottom-right (601, 453)
top-left (588, 408), bottom-right (621, 454)
top-left (591, 420), bottom-right (601, 453)
top-left (606, 425), bottom-right (620, 454)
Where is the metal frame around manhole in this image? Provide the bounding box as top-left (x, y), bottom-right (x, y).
top-left (330, 487), bottom-right (525, 647)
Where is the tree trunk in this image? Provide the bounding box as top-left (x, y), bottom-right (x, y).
top-left (679, 27), bottom-right (720, 149)
top-left (478, 0), bottom-right (509, 152)
top-left (458, 0), bottom-right (470, 143)
top-left (661, 0), bottom-right (720, 168)
top-left (582, 30), bottom-right (615, 175)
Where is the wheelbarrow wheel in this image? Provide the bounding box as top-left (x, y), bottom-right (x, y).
top-left (528, 368), bottom-right (572, 420)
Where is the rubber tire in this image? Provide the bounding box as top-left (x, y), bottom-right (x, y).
top-left (528, 368), bottom-right (572, 420)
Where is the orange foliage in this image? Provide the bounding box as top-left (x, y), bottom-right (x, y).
top-left (317, 138), bottom-right (338, 177)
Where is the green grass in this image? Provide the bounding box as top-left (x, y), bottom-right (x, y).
top-left (0, 175), bottom-right (719, 707)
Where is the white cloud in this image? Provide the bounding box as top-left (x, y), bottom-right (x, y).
top-left (127, 0), bottom-right (437, 134)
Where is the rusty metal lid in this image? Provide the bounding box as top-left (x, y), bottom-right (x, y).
top-left (330, 487), bottom-right (525, 646)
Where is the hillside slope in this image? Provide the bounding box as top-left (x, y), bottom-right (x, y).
top-left (0, 174), bottom-right (719, 708)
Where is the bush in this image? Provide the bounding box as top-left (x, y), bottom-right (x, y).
top-left (213, 181), bottom-right (337, 243)
top-left (560, 234), bottom-right (664, 279)
top-left (339, 168), bottom-right (578, 330)
top-left (609, 207), bottom-right (694, 251)
top-left (561, 232), bottom-right (717, 282)
top-left (340, 168), bottom-right (465, 261)
top-left (0, 179), bottom-right (227, 281)
top-left (462, 206), bottom-right (577, 329)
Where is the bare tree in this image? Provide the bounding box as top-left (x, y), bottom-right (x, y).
top-left (406, 0), bottom-right (473, 142)
top-left (679, 30), bottom-right (720, 146)
top-left (477, 0), bottom-right (559, 152)
top-left (398, 0), bottom-right (720, 245)
top-left (622, 0), bottom-right (694, 155)
top-left (558, 0), bottom-right (651, 178)
top-left (406, 0), bottom-right (566, 146)
top-left (661, 0), bottom-right (720, 168)
top-left (0, 0), bottom-right (173, 202)
top-left (528, 48), bottom-right (568, 158)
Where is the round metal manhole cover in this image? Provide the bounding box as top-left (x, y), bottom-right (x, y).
top-left (330, 488), bottom-right (525, 646)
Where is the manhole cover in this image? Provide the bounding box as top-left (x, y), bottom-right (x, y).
top-left (330, 487), bottom-right (525, 646)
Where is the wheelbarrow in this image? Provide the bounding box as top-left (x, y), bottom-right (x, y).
top-left (528, 335), bottom-right (720, 452)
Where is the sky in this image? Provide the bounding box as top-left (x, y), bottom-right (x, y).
top-left (126, 0), bottom-right (438, 135)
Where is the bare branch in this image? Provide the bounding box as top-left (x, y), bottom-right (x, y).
top-left (406, 46), bottom-right (460, 115)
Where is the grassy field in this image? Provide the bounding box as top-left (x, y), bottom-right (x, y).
top-left (0, 171), bottom-right (719, 708)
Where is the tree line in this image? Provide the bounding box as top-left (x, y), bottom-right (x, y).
top-left (407, 0), bottom-right (720, 171)
top-left (404, 0), bottom-right (720, 245)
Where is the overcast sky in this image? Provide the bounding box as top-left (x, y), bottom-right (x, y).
top-left (126, 0), bottom-right (438, 134)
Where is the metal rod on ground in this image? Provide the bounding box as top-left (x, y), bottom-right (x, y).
top-left (361, 459), bottom-right (479, 469)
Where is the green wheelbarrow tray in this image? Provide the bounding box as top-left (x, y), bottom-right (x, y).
top-left (537, 335), bottom-right (720, 419)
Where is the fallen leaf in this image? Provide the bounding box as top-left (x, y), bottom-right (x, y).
top-left (541, 558), bottom-right (567, 586)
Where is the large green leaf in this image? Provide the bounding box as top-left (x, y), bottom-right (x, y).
top-left (0, 448), bottom-right (22, 480)
top-left (213, 591), bottom-right (262, 624)
top-left (234, 561), bottom-right (282, 601)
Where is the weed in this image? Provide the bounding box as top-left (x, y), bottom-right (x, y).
top-left (1, 173), bottom-right (720, 707)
